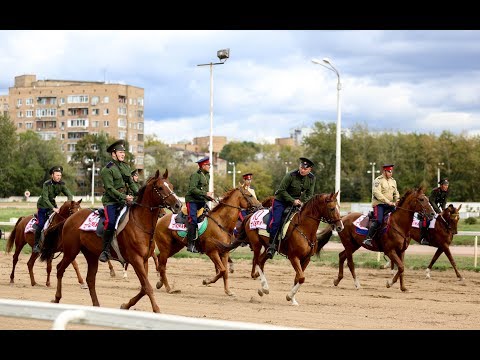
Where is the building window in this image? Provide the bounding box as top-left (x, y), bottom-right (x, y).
top-left (17, 123), bottom-right (23, 128)
top-left (138, 122), bottom-right (144, 130)
top-left (60, 98), bottom-right (65, 105)
top-left (91, 96), bottom-right (99, 105)
top-left (118, 118), bottom-right (126, 127)
top-left (26, 110), bottom-right (33, 117)
top-left (119, 131), bottom-right (126, 140)
top-left (68, 119), bottom-right (88, 127)
top-left (16, 99), bottom-right (22, 106)
top-left (103, 108), bottom-right (109, 115)
top-left (118, 107), bottom-right (127, 115)
top-left (67, 95), bottom-right (89, 103)
top-left (92, 121), bottom-right (99, 127)
top-left (137, 98), bottom-right (144, 106)
top-left (92, 108), bottom-right (99, 115)
top-left (25, 98), bottom-right (34, 105)
top-left (103, 120), bottom-right (109, 127)
top-left (25, 122), bottom-right (33, 129)
top-left (103, 96), bottom-right (109, 104)
top-left (67, 144), bottom-right (76, 152)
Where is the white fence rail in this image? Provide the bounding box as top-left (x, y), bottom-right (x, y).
top-left (0, 299), bottom-right (298, 330)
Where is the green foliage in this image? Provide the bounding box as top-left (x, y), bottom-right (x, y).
top-left (219, 141), bottom-right (261, 164)
top-left (464, 217), bottom-right (478, 225)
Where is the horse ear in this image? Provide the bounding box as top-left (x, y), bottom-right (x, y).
top-left (457, 204), bottom-right (462, 212)
top-left (163, 169), bottom-right (169, 179)
top-left (78, 199), bottom-right (82, 204)
top-left (154, 169), bottom-right (160, 178)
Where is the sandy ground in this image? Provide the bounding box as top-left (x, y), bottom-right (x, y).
top-left (0, 246), bottom-right (480, 331)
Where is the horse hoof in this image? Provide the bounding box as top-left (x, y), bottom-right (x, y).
top-left (386, 280), bottom-right (391, 288)
top-left (202, 280), bottom-right (208, 286)
top-left (120, 304), bottom-right (128, 309)
top-left (257, 289), bottom-right (264, 297)
top-left (333, 279), bottom-right (339, 287)
top-left (226, 291), bottom-right (235, 297)
top-left (156, 281), bottom-right (163, 289)
top-left (167, 289), bottom-right (181, 294)
top-left (262, 288), bottom-right (269, 295)
top-left (80, 283), bottom-right (88, 290)
top-left (286, 294), bottom-right (291, 301)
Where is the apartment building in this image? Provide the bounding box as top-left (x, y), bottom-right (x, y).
top-left (5, 74), bottom-right (145, 169)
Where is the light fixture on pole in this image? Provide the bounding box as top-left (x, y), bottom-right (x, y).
top-left (197, 48), bottom-right (230, 205)
top-left (312, 57), bottom-right (342, 204)
top-left (284, 161), bottom-right (292, 174)
top-left (437, 162), bottom-right (445, 183)
top-left (227, 161), bottom-right (241, 188)
top-left (86, 158), bottom-right (96, 205)
top-left (367, 162), bottom-right (380, 189)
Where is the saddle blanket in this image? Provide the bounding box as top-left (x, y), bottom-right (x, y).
top-left (24, 212), bottom-right (54, 234)
top-left (412, 212), bottom-right (437, 228)
top-left (168, 214), bottom-right (206, 231)
top-left (249, 209), bottom-right (269, 230)
top-left (79, 207), bottom-right (127, 231)
top-left (353, 214), bottom-right (368, 230)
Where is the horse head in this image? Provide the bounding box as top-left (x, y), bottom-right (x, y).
top-left (302, 191), bottom-right (343, 232)
top-left (140, 169), bottom-right (182, 214)
top-left (57, 199), bottom-right (83, 221)
top-left (398, 187), bottom-right (436, 221)
top-left (237, 186), bottom-right (262, 212)
top-left (443, 204), bottom-right (461, 235)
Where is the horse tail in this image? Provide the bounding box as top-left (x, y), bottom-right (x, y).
top-left (315, 226), bottom-right (333, 257)
top-left (213, 236), bottom-right (244, 254)
top-left (6, 216), bottom-right (24, 254)
top-left (40, 223), bottom-right (63, 262)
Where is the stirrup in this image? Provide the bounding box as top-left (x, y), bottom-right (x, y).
top-left (187, 244), bottom-right (199, 253)
top-left (420, 239), bottom-right (430, 246)
top-left (266, 246), bottom-right (276, 259)
top-left (33, 244), bottom-right (41, 253)
top-left (363, 238), bottom-right (373, 247)
top-left (99, 251), bottom-right (110, 262)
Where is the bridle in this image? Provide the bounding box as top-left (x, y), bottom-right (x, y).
top-left (216, 187), bottom-right (261, 213)
top-left (304, 195), bottom-right (342, 225)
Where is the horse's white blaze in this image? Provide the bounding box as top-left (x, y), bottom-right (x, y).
top-left (163, 181), bottom-right (181, 201)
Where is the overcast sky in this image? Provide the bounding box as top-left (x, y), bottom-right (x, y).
top-left (1, 30), bottom-right (479, 144)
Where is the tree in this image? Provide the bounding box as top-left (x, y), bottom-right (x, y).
top-left (0, 115), bottom-right (17, 197)
top-left (219, 141), bottom-right (261, 164)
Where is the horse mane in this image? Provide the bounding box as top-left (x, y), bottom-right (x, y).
top-left (301, 193), bottom-right (329, 219)
top-left (396, 186), bottom-right (426, 207)
top-left (211, 188), bottom-right (237, 213)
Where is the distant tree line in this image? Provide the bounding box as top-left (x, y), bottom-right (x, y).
top-left (1, 114), bottom-right (479, 201)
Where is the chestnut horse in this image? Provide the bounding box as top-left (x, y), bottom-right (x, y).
top-left (6, 199), bottom-right (86, 289)
top-left (385, 204), bottom-right (463, 282)
top-left (153, 186), bottom-right (261, 296)
top-left (40, 169), bottom-right (182, 313)
top-left (326, 187), bottom-right (436, 292)
top-left (221, 191), bottom-right (344, 306)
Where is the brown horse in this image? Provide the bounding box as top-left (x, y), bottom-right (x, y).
top-left (6, 199), bottom-right (86, 288)
top-left (326, 187), bottom-right (435, 292)
top-left (385, 204), bottom-right (463, 282)
top-left (153, 186), bottom-right (261, 296)
top-left (108, 252), bottom-right (160, 279)
top-left (221, 191), bottom-right (344, 305)
top-left (40, 169), bottom-right (182, 313)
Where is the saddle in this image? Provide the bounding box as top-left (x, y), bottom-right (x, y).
top-left (176, 205), bottom-right (207, 225)
top-left (95, 207), bottom-right (129, 237)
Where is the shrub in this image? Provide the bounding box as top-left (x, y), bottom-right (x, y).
top-left (464, 217), bottom-right (478, 225)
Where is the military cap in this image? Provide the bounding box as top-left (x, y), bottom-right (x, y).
top-left (243, 173), bottom-right (253, 180)
top-left (383, 164), bottom-right (395, 171)
top-left (49, 166), bottom-right (64, 175)
top-left (131, 169), bottom-right (139, 176)
top-left (106, 139), bottom-right (126, 153)
top-left (196, 156), bottom-right (210, 167)
top-left (299, 157), bottom-right (314, 168)
top-left (439, 178), bottom-right (449, 186)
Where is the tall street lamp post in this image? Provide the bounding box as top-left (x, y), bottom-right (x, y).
top-left (197, 48), bottom-right (230, 203)
top-left (228, 161), bottom-right (241, 188)
top-left (312, 57), bottom-right (342, 204)
top-left (437, 162), bottom-right (445, 183)
top-left (367, 162), bottom-right (380, 189)
top-left (86, 158), bottom-right (96, 205)
top-left (284, 161), bottom-right (292, 174)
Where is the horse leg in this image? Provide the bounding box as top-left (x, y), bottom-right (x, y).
top-left (152, 252), bottom-right (160, 278)
top-left (123, 263), bottom-right (128, 279)
top-left (53, 255), bottom-right (75, 304)
top-left (425, 247), bottom-right (443, 279)
top-left (333, 250), bottom-right (346, 287)
top-left (156, 252), bottom-right (179, 293)
top-left (438, 246), bottom-right (464, 282)
top-left (256, 264), bottom-right (270, 296)
top-left (251, 242), bottom-right (262, 279)
top-left (27, 252), bottom-right (40, 287)
top-left (82, 251), bottom-right (101, 306)
top-left (221, 253), bottom-right (234, 296)
top-left (286, 257), bottom-right (309, 306)
top-left (386, 251), bottom-right (407, 292)
top-left (9, 244), bottom-right (25, 285)
top-left (46, 258), bottom-right (52, 287)
top-left (108, 260), bottom-right (116, 277)
top-left (202, 252), bottom-right (232, 296)
top-left (228, 255), bottom-right (235, 274)
top-left (72, 259), bottom-right (88, 289)
top-left (120, 256), bottom-right (160, 313)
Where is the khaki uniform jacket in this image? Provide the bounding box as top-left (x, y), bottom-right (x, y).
top-left (275, 170), bottom-right (316, 204)
top-left (246, 186), bottom-right (257, 200)
top-left (100, 160), bottom-right (139, 206)
top-left (372, 174), bottom-right (400, 206)
top-left (185, 169), bottom-right (210, 203)
top-left (37, 180), bottom-right (73, 210)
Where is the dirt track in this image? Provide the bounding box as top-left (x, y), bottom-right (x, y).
top-left (1, 247), bottom-right (480, 330)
